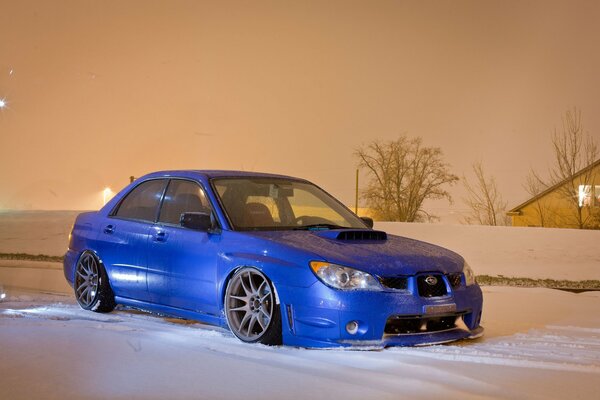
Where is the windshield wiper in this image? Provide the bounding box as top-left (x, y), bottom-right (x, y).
top-left (293, 224), bottom-right (348, 231)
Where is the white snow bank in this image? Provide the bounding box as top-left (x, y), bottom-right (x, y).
top-left (376, 222), bottom-right (600, 280)
top-left (1, 286), bottom-right (599, 399)
top-left (0, 210), bottom-right (79, 256)
top-left (0, 260), bottom-right (71, 294)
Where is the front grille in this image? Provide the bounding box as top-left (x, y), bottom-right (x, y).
top-left (385, 315), bottom-right (459, 334)
top-left (417, 274), bottom-right (447, 297)
top-left (447, 273), bottom-right (462, 289)
top-left (379, 276), bottom-right (408, 290)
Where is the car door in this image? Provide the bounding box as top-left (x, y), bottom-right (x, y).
top-left (96, 179), bottom-right (168, 302)
top-left (147, 179), bottom-right (220, 315)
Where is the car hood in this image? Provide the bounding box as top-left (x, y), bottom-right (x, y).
top-left (244, 229), bottom-right (464, 277)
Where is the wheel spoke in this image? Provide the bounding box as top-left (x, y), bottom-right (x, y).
top-left (239, 312), bottom-right (252, 331)
top-left (260, 291), bottom-right (271, 302)
top-left (259, 308), bottom-right (271, 321)
top-left (257, 279), bottom-right (266, 294)
top-left (247, 271), bottom-right (257, 293)
top-left (240, 275), bottom-right (251, 296)
top-left (247, 314), bottom-right (257, 336)
top-left (78, 285), bottom-right (89, 301)
top-left (256, 314), bottom-right (266, 330)
top-left (79, 261), bottom-right (88, 275)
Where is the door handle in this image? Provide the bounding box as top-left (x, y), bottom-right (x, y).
top-left (103, 224), bottom-right (115, 234)
top-left (154, 231), bottom-right (168, 242)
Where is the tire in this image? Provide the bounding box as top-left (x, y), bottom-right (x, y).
top-left (74, 251), bottom-right (116, 313)
top-left (224, 267), bottom-right (282, 345)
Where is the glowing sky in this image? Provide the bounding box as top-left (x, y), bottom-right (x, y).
top-left (1, 0), bottom-right (599, 214)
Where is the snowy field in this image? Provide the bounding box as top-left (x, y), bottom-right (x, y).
top-left (1, 211), bottom-right (600, 399)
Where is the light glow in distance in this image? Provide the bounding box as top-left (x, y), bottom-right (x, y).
top-left (103, 187), bottom-right (114, 205)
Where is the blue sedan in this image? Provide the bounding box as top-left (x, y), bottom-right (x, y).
top-left (64, 170), bottom-right (483, 347)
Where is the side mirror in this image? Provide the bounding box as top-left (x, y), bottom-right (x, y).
top-left (360, 217), bottom-right (374, 229)
top-left (180, 212), bottom-right (214, 231)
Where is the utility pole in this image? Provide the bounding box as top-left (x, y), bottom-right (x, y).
top-left (355, 169), bottom-right (359, 214)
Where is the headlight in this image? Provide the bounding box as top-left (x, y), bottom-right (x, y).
top-left (463, 261), bottom-right (476, 286)
top-left (310, 261), bottom-right (382, 291)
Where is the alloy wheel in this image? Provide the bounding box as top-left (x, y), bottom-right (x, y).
top-left (75, 252), bottom-right (100, 308)
top-left (225, 269), bottom-right (274, 342)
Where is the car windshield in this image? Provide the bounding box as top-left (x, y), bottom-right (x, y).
top-left (212, 178), bottom-right (367, 231)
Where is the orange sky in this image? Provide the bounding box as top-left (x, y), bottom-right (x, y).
top-left (1, 0), bottom-right (599, 216)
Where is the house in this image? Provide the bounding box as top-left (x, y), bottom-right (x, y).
top-left (507, 159), bottom-right (600, 229)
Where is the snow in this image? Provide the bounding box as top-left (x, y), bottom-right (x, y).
top-left (1, 211), bottom-right (600, 399)
top-left (376, 222), bottom-right (600, 281)
top-left (1, 287), bottom-right (599, 399)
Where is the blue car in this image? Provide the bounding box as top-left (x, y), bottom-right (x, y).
top-left (64, 170), bottom-right (483, 347)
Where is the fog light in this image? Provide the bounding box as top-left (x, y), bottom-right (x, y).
top-left (346, 321), bottom-right (359, 335)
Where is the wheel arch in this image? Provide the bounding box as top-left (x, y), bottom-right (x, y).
top-left (75, 249), bottom-right (116, 293)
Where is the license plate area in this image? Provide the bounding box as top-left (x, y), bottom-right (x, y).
top-left (424, 303), bottom-right (457, 315)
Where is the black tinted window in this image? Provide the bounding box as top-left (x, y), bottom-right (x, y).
top-left (114, 179), bottom-right (167, 222)
top-left (158, 180), bottom-right (212, 225)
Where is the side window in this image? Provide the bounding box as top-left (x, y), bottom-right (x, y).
top-left (114, 180), bottom-right (167, 222)
top-left (158, 180), bottom-right (212, 225)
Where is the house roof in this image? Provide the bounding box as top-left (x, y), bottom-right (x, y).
top-left (507, 158), bottom-right (600, 214)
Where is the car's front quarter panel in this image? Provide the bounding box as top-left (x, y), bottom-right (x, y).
top-left (215, 231), bottom-right (321, 299)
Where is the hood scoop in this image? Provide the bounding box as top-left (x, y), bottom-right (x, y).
top-left (314, 230), bottom-right (388, 241)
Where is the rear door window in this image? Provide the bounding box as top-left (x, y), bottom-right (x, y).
top-left (113, 179), bottom-right (168, 222)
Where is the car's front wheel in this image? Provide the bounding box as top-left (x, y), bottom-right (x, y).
top-left (225, 267), bottom-right (282, 345)
top-left (74, 251), bottom-right (116, 313)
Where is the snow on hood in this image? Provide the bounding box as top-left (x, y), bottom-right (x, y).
top-left (244, 229), bottom-right (464, 277)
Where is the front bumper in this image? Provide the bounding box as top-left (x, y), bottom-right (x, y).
top-left (277, 281), bottom-right (484, 348)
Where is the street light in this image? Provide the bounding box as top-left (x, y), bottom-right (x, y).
top-left (103, 187), bottom-right (114, 205)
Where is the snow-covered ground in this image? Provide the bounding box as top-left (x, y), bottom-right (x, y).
top-left (1, 211), bottom-right (599, 399)
top-left (1, 287), bottom-right (599, 399)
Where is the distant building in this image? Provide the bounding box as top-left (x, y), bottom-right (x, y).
top-left (507, 159), bottom-right (600, 229)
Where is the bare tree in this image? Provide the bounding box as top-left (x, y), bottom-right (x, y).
top-left (523, 169), bottom-right (550, 227)
top-left (355, 136), bottom-right (458, 222)
top-left (462, 162), bottom-right (508, 226)
top-left (532, 108), bottom-right (598, 229)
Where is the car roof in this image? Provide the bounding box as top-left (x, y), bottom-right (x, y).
top-left (139, 170), bottom-right (308, 181)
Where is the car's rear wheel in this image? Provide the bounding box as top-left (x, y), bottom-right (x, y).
top-left (225, 267), bottom-right (282, 345)
top-left (74, 251), bottom-right (116, 313)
